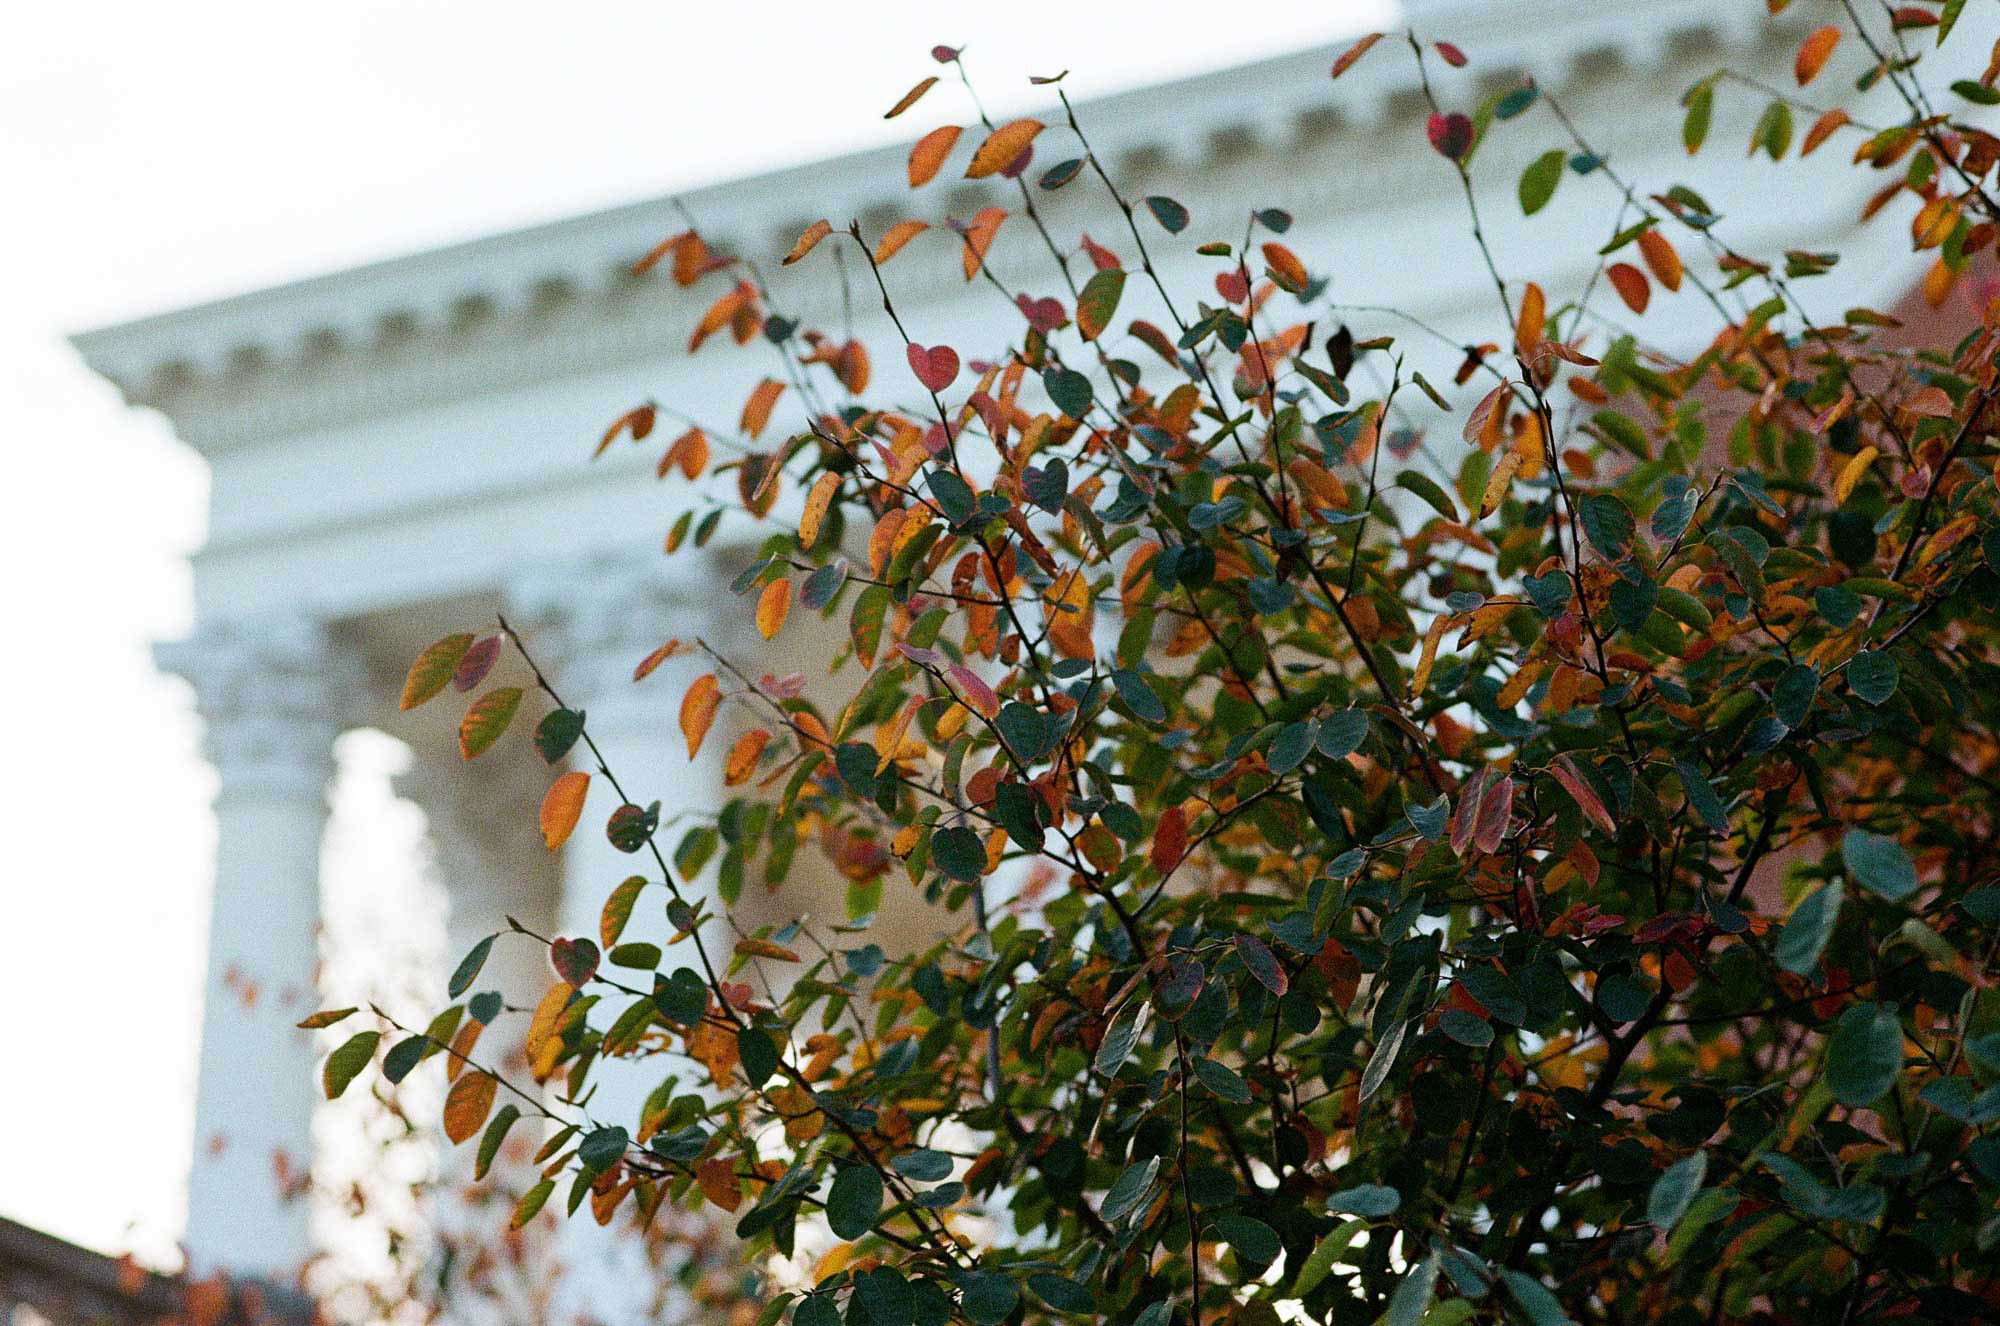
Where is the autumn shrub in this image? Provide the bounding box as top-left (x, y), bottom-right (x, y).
top-left (322, 9), bottom-right (2000, 1323)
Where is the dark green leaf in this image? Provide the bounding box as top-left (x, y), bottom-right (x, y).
top-left (1776, 882), bottom-right (1842, 975)
top-left (322, 1031), bottom-right (379, 1100)
top-left (827, 1164), bottom-right (885, 1240)
top-left (1826, 1002), bottom-right (1903, 1107)
top-left (1843, 829), bottom-right (1916, 901)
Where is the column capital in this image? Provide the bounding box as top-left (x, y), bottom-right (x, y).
top-left (155, 614), bottom-right (361, 802)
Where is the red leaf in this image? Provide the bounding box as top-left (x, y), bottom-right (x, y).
top-left (906, 343), bottom-right (960, 393)
top-left (1435, 41), bottom-right (1468, 67)
top-left (1451, 768), bottom-right (1491, 857)
top-left (1427, 112), bottom-right (1474, 161)
top-left (1473, 775), bottom-right (1515, 854)
top-left (549, 937), bottom-right (599, 987)
top-left (451, 635), bottom-right (502, 692)
top-left (1549, 755), bottom-right (1616, 835)
top-left (1151, 804), bottom-right (1188, 875)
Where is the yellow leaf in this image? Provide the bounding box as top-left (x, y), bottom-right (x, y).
top-left (459, 686), bottom-right (524, 760)
top-left (1409, 615), bottom-right (1448, 699)
top-left (1795, 25), bottom-right (1840, 85)
top-left (1480, 450), bottom-right (1522, 518)
top-left (443, 1071), bottom-right (497, 1145)
top-left (874, 219), bottom-right (930, 264)
top-left (724, 730), bottom-right (770, 786)
top-left (965, 118), bottom-right (1043, 179)
top-left (756, 578), bottom-right (792, 640)
top-left (539, 771), bottom-right (589, 851)
top-left (1833, 446), bottom-right (1879, 504)
top-left (1043, 568), bottom-right (1096, 660)
top-left (781, 219), bottom-right (832, 266)
top-left (908, 124), bottom-right (962, 188)
top-left (874, 696), bottom-right (923, 773)
top-left (800, 472), bottom-right (839, 546)
top-left (402, 633), bottom-right (474, 711)
top-left (524, 981), bottom-right (573, 1078)
top-left (680, 673), bottom-right (721, 759)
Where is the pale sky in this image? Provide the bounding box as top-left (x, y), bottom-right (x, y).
top-left (0, 0), bottom-right (1389, 1270)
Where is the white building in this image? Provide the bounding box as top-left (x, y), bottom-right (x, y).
top-left (69, 0), bottom-right (1967, 1318)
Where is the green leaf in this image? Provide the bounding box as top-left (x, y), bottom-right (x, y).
top-left (931, 825), bottom-right (986, 883)
top-left (459, 686), bottom-right (524, 759)
top-left (1100, 1155), bottom-right (1159, 1224)
top-left (1682, 82), bottom-right (1714, 154)
top-left (1776, 882), bottom-right (1842, 975)
top-left (1501, 1270), bottom-right (1575, 1326)
top-left (1384, 1252), bottom-right (1440, 1326)
top-left (448, 934), bottom-right (497, 999)
top-left (1215, 1213), bottom-right (1280, 1267)
top-left (475, 1104), bottom-right (522, 1180)
top-left (1291, 1218), bottom-right (1366, 1297)
top-left (1518, 149), bottom-right (1565, 215)
top-left (1025, 1274), bottom-right (1093, 1314)
top-left (827, 1163), bottom-right (885, 1240)
top-left (1316, 709), bottom-right (1370, 758)
top-left (1044, 366), bottom-right (1094, 419)
top-left (954, 1273), bottom-right (1018, 1326)
top-left (1194, 1056), bottom-right (1251, 1103)
top-left (1112, 668), bottom-right (1168, 722)
top-left (1753, 99), bottom-right (1793, 159)
top-left (1076, 268), bottom-right (1127, 342)
top-left (1097, 999), bottom-right (1149, 1076)
top-left (382, 1034), bottom-right (427, 1084)
top-left (1326, 1183), bottom-right (1400, 1218)
top-left (1579, 495), bottom-right (1636, 561)
top-left (534, 708), bottom-right (585, 762)
top-left (1826, 1001), bottom-right (1903, 1107)
top-left (1847, 650), bottom-right (1899, 704)
top-left (1843, 829), bottom-right (1917, 901)
top-left (1647, 1152), bottom-right (1707, 1229)
top-left (739, 1027), bottom-right (779, 1087)
top-left (511, 1178), bottom-right (554, 1229)
top-left (1268, 721), bottom-right (1314, 774)
top-left (322, 1030), bottom-right (379, 1100)
top-left (1396, 469), bottom-right (1460, 521)
top-left (1773, 664), bottom-right (1820, 728)
top-left (1144, 195), bottom-right (1190, 233)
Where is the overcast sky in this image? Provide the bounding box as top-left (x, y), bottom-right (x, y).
top-left (0, 0), bottom-right (1387, 1268)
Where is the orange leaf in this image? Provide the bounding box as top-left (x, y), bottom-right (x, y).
top-left (782, 219), bottom-right (832, 266)
top-left (1606, 263), bottom-right (1651, 314)
top-left (740, 378), bottom-right (785, 440)
top-left (1463, 381), bottom-right (1510, 446)
top-left (1262, 242), bottom-right (1307, 293)
top-left (884, 75), bottom-right (939, 120)
top-left (1514, 282), bottom-right (1545, 354)
top-left (1906, 385), bottom-right (1954, 416)
top-left (1409, 616), bottom-right (1447, 699)
top-left (524, 980), bottom-right (573, 1071)
top-left (1802, 107), bottom-right (1849, 156)
top-left (1330, 31), bottom-right (1383, 79)
top-left (735, 937), bottom-right (801, 962)
top-left (874, 219), bottom-right (930, 264)
top-left (459, 687), bottom-right (524, 760)
top-left (965, 118), bottom-right (1043, 179)
top-left (959, 207), bottom-right (1007, 281)
top-left (696, 1157), bottom-right (742, 1212)
top-left (442, 1072), bottom-right (497, 1145)
top-left (756, 578), bottom-right (792, 640)
top-left (1795, 25), bottom-right (1840, 85)
top-left (724, 730), bottom-right (771, 786)
top-left (661, 427), bottom-right (710, 481)
top-left (595, 402), bottom-right (656, 458)
top-left (908, 125), bottom-right (962, 187)
top-left (632, 639), bottom-right (684, 682)
top-left (680, 673), bottom-right (721, 759)
top-left (690, 282), bottom-right (752, 353)
top-left (402, 633), bottom-right (474, 711)
top-left (799, 472), bottom-right (839, 546)
top-left (1637, 230), bottom-right (1683, 292)
top-left (540, 771), bottom-right (589, 851)
top-left (631, 230), bottom-right (691, 278)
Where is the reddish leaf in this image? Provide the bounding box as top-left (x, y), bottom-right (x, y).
top-left (451, 635), bottom-right (501, 692)
top-left (1435, 41), bottom-right (1468, 67)
top-left (550, 937), bottom-right (599, 987)
top-left (948, 663), bottom-right (1001, 719)
top-left (443, 1072), bottom-right (497, 1145)
top-left (1331, 32), bottom-right (1383, 79)
top-left (1473, 775), bottom-right (1515, 854)
top-left (906, 343), bottom-right (961, 393)
top-left (884, 76), bottom-right (938, 120)
top-left (1607, 262), bottom-right (1651, 314)
top-left (1427, 112), bottom-right (1474, 161)
top-left (1795, 25), bottom-right (1840, 85)
top-left (1152, 805), bottom-right (1188, 874)
top-left (1549, 755), bottom-right (1616, 835)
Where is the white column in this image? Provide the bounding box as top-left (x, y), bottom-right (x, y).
top-left (395, 754), bottom-right (562, 1326)
top-left (156, 615), bottom-right (355, 1281)
top-left (507, 550), bottom-right (730, 1326)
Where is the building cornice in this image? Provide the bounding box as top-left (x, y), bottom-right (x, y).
top-left (68, 0), bottom-right (1789, 452)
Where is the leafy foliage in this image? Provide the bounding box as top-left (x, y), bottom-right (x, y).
top-left (334, 13), bottom-right (2000, 1324)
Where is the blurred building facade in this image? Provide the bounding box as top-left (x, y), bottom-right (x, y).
top-left (68, 0), bottom-right (1959, 1320)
